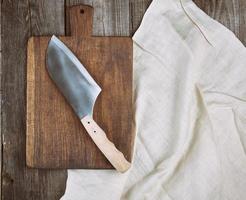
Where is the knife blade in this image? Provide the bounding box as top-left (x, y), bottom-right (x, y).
top-left (46, 35), bottom-right (130, 172)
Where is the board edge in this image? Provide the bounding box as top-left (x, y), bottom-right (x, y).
top-left (26, 37), bottom-right (36, 167)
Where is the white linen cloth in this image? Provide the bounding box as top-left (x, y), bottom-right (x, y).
top-left (61, 0), bottom-right (246, 199)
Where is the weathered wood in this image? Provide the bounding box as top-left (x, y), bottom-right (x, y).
top-left (0, 0), bottom-right (2, 198)
top-left (129, 0), bottom-right (152, 35)
top-left (66, 0), bottom-right (130, 36)
top-left (1, 0), bottom-right (246, 199)
top-left (26, 5), bottom-right (133, 169)
top-left (2, 1), bottom-right (31, 199)
top-left (1, 0), bottom-right (66, 199)
top-left (29, 0), bottom-right (65, 36)
top-left (193, 0), bottom-right (246, 45)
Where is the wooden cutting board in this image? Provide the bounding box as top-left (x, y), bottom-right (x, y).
top-left (26, 5), bottom-right (133, 169)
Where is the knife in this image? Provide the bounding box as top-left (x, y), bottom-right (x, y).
top-left (46, 35), bottom-right (131, 172)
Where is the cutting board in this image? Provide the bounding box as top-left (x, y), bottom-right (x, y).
top-left (26, 5), bottom-right (133, 169)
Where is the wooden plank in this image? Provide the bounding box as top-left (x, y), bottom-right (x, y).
top-left (66, 0), bottom-right (130, 36)
top-left (2, 1), bottom-right (30, 198)
top-left (29, 0), bottom-right (65, 36)
top-left (0, 0), bottom-right (2, 198)
top-left (193, 0), bottom-right (246, 45)
top-left (1, 0), bottom-right (66, 199)
top-left (26, 5), bottom-right (133, 169)
top-left (129, 0), bottom-right (152, 35)
top-left (1, 0), bottom-right (246, 199)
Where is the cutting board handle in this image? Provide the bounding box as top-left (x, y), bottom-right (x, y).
top-left (81, 115), bottom-right (131, 173)
top-left (69, 5), bottom-right (93, 37)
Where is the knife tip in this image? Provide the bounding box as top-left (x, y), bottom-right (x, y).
top-left (51, 35), bottom-right (57, 41)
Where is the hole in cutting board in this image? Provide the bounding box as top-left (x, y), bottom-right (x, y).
top-left (80, 9), bottom-right (84, 14)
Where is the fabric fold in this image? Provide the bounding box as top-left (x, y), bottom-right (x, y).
top-left (61, 0), bottom-right (246, 199)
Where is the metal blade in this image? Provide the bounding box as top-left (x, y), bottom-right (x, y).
top-left (46, 35), bottom-right (101, 119)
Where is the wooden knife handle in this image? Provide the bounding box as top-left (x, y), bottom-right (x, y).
top-left (81, 115), bottom-right (131, 173)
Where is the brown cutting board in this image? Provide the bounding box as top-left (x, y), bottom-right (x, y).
top-left (26, 5), bottom-right (133, 169)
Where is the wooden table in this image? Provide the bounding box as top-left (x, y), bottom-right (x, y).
top-left (1, 0), bottom-right (245, 199)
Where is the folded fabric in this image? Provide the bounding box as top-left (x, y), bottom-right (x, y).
top-left (61, 0), bottom-right (246, 199)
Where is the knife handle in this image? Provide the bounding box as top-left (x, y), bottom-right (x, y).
top-left (81, 115), bottom-right (131, 173)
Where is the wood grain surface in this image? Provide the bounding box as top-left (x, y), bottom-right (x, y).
top-left (26, 5), bottom-right (133, 169)
top-left (1, 0), bottom-right (246, 199)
